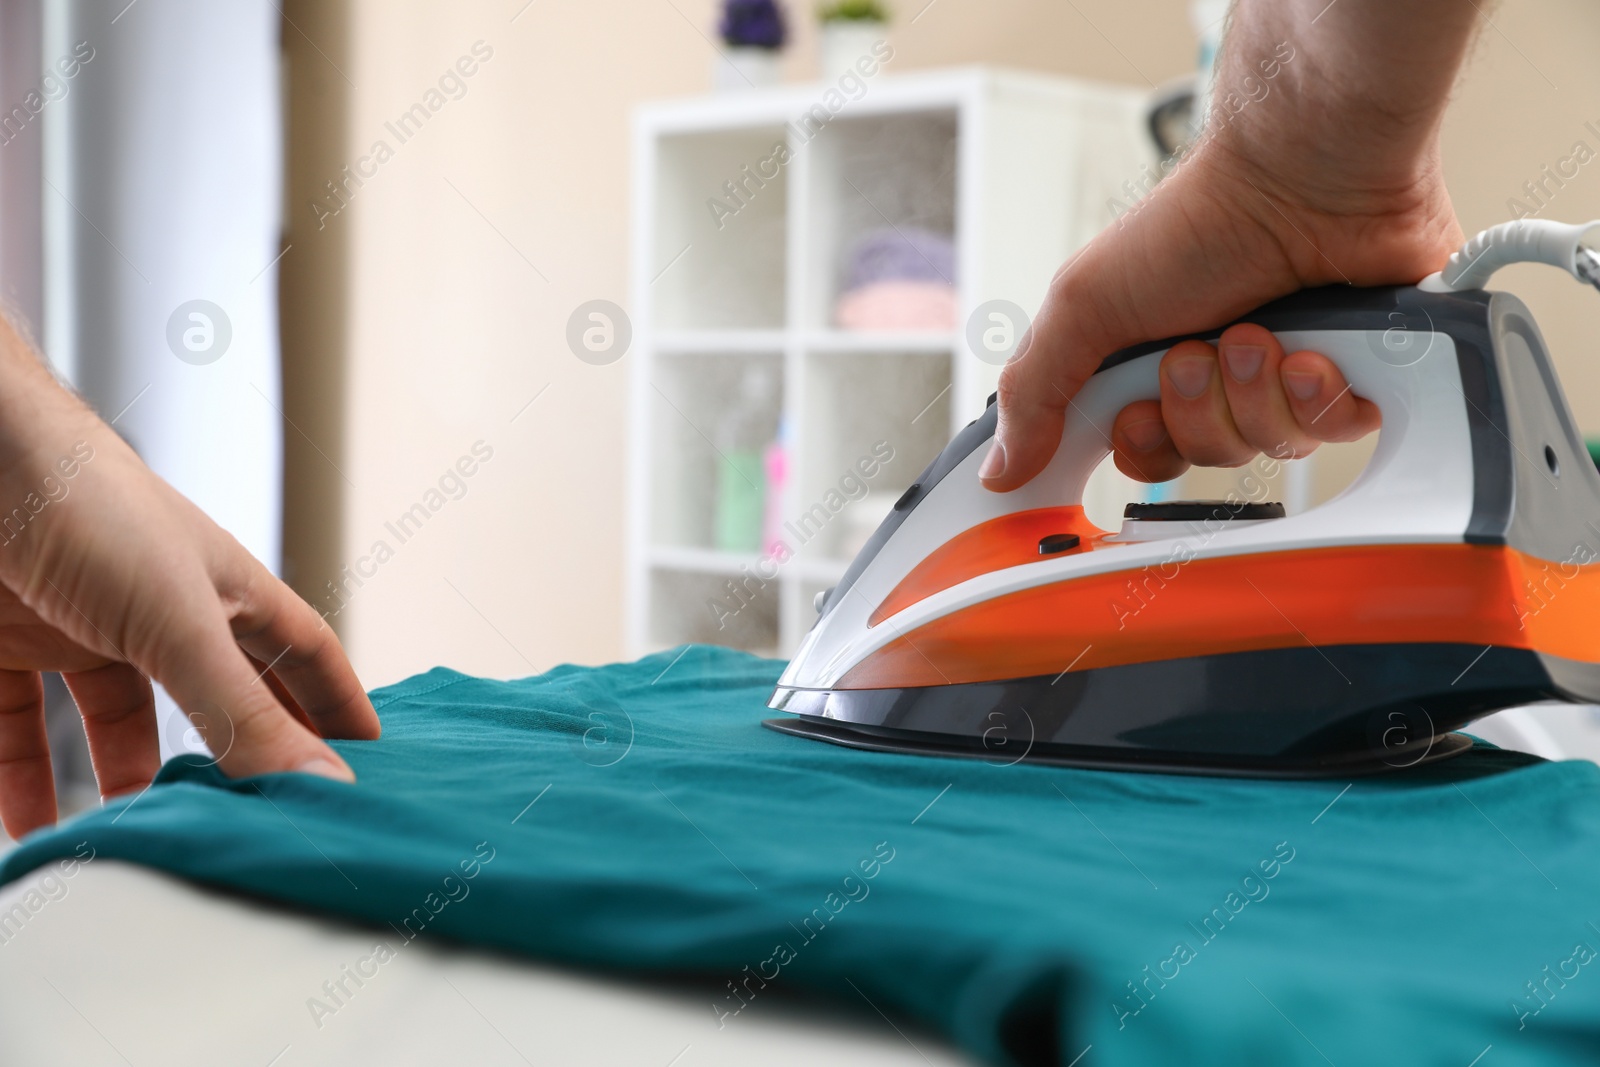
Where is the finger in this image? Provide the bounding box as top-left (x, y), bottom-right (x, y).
top-left (983, 327), bottom-right (1067, 492)
top-left (981, 272), bottom-right (1124, 492)
top-left (155, 604), bottom-right (357, 782)
top-left (1215, 324), bottom-right (1323, 459)
top-left (223, 559), bottom-right (379, 742)
top-left (62, 662), bottom-right (159, 801)
top-left (1280, 351), bottom-right (1382, 443)
top-left (1159, 340), bottom-right (1257, 468)
top-left (1111, 400), bottom-right (1189, 484)
top-left (0, 669), bottom-right (54, 839)
top-left (246, 653), bottom-right (317, 735)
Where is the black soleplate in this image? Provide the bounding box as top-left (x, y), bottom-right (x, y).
top-left (762, 715), bottom-right (1475, 778)
top-left (764, 642), bottom-right (1600, 779)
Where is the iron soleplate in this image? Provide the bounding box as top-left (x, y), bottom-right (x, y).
top-left (763, 642), bottom-right (1600, 779)
top-left (762, 715), bottom-right (1475, 778)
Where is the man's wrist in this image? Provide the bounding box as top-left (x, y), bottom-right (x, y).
top-left (1205, 0), bottom-right (1474, 213)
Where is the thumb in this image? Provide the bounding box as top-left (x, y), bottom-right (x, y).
top-left (980, 267), bottom-right (1120, 493)
top-left (157, 612), bottom-right (355, 782)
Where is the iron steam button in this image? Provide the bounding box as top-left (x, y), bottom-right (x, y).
top-left (1038, 533), bottom-right (1081, 555)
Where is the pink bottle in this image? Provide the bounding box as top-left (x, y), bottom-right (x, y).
top-left (762, 417), bottom-right (790, 560)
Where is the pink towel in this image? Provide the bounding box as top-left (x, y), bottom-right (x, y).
top-left (834, 280), bottom-right (958, 331)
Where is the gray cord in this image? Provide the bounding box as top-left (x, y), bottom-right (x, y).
top-left (1577, 247), bottom-right (1600, 294)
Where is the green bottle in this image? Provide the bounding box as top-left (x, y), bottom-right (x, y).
top-left (714, 367), bottom-right (773, 553)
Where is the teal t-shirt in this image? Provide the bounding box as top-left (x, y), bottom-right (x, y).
top-left (6, 646), bottom-right (1600, 1065)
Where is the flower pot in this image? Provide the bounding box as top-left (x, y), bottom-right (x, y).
top-left (818, 21), bottom-right (885, 81)
top-left (715, 46), bottom-right (782, 92)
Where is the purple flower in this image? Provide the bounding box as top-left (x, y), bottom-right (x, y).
top-left (719, 0), bottom-right (787, 50)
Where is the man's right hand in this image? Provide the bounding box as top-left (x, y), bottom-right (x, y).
top-left (978, 0), bottom-right (1478, 493)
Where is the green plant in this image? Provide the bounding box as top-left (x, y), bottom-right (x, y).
top-left (817, 0), bottom-right (888, 23)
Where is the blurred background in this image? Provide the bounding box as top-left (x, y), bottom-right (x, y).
top-left (3, 0), bottom-right (1597, 804)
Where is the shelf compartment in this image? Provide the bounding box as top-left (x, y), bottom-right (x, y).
top-left (801, 109), bottom-right (960, 333)
top-left (792, 349), bottom-right (952, 561)
top-left (648, 351), bottom-right (783, 552)
top-left (652, 128), bottom-right (790, 330)
top-left (649, 566), bottom-right (778, 656)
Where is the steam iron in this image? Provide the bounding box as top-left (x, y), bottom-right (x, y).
top-left (766, 220), bottom-right (1600, 777)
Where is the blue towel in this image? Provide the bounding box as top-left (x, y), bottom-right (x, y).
top-left (6, 646), bottom-right (1600, 1065)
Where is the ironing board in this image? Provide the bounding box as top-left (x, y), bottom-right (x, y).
top-left (0, 700), bottom-right (1582, 1066)
top-left (0, 859), bottom-right (968, 1066)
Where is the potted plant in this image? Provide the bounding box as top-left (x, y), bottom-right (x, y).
top-left (716, 0), bottom-right (787, 91)
top-left (817, 0), bottom-right (888, 80)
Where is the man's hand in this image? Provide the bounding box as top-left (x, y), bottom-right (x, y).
top-left (979, 0), bottom-right (1477, 492)
top-left (0, 319), bottom-right (378, 841)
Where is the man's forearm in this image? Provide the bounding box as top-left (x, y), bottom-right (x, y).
top-left (1211, 0), bottom-right (1480, 203)
top-left (0, 316), bottom-right (93, 472)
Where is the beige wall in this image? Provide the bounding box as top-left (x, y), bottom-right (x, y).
top-left (282, 0), bottom-right (1600, 688)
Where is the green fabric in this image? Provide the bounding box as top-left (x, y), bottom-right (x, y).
top-left (6, 646), bottom-right (1600, 1065)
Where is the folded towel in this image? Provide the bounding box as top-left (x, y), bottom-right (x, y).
top-left (843, 226), bottom-right (956, 290)
top-left (834, 279), bottom-right (957, 331)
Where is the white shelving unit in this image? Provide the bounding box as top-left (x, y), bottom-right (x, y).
top-left (628, 67), bottom-right (1155, 658)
